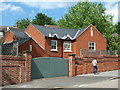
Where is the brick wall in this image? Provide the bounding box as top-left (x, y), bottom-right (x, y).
top-left (1, 53), bottom-right (31, 86)
top-left (69, 55), bottom-right (120, 76)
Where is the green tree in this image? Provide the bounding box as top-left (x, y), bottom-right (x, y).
top-left (16, 18), bottom-right (30, 29)
top-left (117, 22), bottom-right (120, 35)
top-left (32, 13), bottom-right (56, 26)
top-left (58, 2), bottom-right (118, 50)
top-left (114, 22), bottom-right (120, 35)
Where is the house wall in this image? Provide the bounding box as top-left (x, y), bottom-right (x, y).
top-left (45, 37), bottom-right (63, 58)
top-left (76, 25), bottom-right (107, 57)
top-left (45, 37), bottom-right (76, 59)
top-left (3, 32), bottom-right (17, 43)
top-left (19, 39), bottom-right (49, 58)
top-left (25, 24), bottom-right (46, 50)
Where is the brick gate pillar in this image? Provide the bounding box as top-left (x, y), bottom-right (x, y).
top-left (23, 51), bottom-right (32, 81)
top-left (68, 54), bottom-right (76, 77)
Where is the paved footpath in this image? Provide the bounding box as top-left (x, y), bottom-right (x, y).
top-left (77, 70), bottom-right (120, 77)
top-left (2, 70), bottom-right (120, 89)
top-left (76, 70), bottom-right (120, 89)
top-left (78, 78), bottom-right (119, 88)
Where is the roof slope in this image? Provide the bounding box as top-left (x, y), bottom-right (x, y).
top-left (3, 27), bottom-right (30, 45)
top-left (75, 25), bottom-right (91, 38)
top-left (32, 24), bottom-right (89, 40)
top-left (10, 29), bottom-right (29, 40)
top-left (4, 38), bottom-right (30, 46)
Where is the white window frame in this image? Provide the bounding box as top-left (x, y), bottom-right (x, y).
top-left (51, 40), bottom-right (58, 51)
top-left (64, 41), bottom-right (72, 52)
top-left (88, 42), bottom-right (96, 51)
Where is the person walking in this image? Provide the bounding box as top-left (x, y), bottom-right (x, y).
top-left (92, 58), bottom-right (98, 74)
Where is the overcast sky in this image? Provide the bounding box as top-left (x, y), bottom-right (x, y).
top-left (0, 0), bottom-right (119, 26)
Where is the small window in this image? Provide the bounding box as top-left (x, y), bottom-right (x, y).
top-left (64, 42), bottom-right (71, 52)
top-left (30, 45), bottom-right (32, 51)
top-left (91, 30), bottom-right (93, 36)
top-left (90, 27), bottom-right (93, 36)
top-left (51, 40), bottom-right (57, 51)
top-left (89, 42), bottom-right (96, 51)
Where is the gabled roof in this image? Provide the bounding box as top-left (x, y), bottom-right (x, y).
top-left (4, 38), bottom-right (30, 46)
top-left (10, 29), bottom-right (29, 40)
top-left (32, 24), bottom-right (90, 40)
top-left (3, 27), bottom-right (30, 46)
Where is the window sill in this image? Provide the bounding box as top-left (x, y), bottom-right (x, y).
top-left (51, 49), bottom-right (58, 52)
top-left (64, 50), bottom-right (72, 52)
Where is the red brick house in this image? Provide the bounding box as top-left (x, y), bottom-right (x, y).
top-left (3, 24), bottom-right (107, 58)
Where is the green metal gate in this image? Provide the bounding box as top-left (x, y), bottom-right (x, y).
top-left (31, 57), bottom-right (68, 79)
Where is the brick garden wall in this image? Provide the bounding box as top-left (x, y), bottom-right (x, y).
top-left (72, 55), bottom-right (120, 76)
top-left (1, 53), bottom-right (31, 86)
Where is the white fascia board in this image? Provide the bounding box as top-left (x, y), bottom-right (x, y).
top-left (73, 30), bottom-right (80, 39)
top-left (3, 41), bottom-right (15, 44)
top-left (52, 33), bottom-right (59, 38)
top-left (25, 32), bottom-right (31, 38)
top-left (63, 34), bottom-right (73, 40)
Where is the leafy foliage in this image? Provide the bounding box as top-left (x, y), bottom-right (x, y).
top-left (15, 13), bottom-right (56, 28)
top-left (32, 13), bottom-right (56, 26)
top-left (16, 18), bottom-right (30, 29)
top-left (117, 22), bottom-right (120, 35)
top-left (58, 2), bottom-right (118, 50)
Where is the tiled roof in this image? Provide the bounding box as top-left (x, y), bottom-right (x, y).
top-left (4, 38), bottom-right (30, 46)
top-left (32, 24), bottom-right (90, 40)
top-left (10, 29), bottom-right (29, 40)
